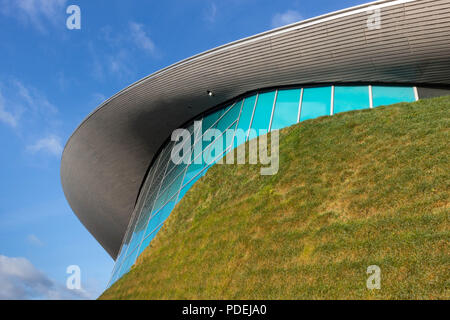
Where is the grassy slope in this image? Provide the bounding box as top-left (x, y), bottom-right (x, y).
top-left (101, 96), bottom-right (449, 300)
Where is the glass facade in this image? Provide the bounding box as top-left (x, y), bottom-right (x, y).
top-left (108, 84), bottom-right (417, 286)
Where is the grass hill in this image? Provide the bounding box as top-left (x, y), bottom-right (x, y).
top-left (100, 96), bottom-right (449, 300)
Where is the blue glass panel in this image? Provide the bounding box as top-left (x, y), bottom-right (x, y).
top-left (138, 225), bottom-right (163, 256)
top-left (300, 86), bottom-right (332, 121)
top-left (165, 167), bottom-right (186, 201)
top-left (191, 109), bottom-right (225, 151)
top-left (182, 160), bottom-right (206, 187)
top-left (204, 125), bottom-right (237, 165)
top-left (177, 173), bottom-right (197, 204)
top-left (120, 247), bottom-right (139, 277)
top-left (202, 109), bottom-right (224, 132)
top-left (177, 164), bottom-right (211, 203)
top-left (116, 245), bottom-right (128, 264)
top-left (145, 212), bottom-right (161, 239)
top-left (159, 199), bottom-right (176, 222)
top-left (334, 86), bottom-right (370, 114)
top-left (271, 89), bottom-right (301, 130)
top-left (144, 197), bottom-right (175, 239)
top-left (163, 162), bottom-right (187, 195)
top-left (372, 86), bottom-right (415, 107)
top-left (215, 100), bottom-right (242, 133)
top-left (126, 222), bottom-right (145, 255)
top-left (153, 186), bottom-right (170, 213)
top-left (249, 91), bottom-right (276, 140)
top-left (235, 95), bottom-right (256, 147)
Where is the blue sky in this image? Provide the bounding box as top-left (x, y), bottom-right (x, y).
top-left (0, 0), bottom-right (368, 299)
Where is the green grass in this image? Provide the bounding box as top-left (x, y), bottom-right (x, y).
top-left (100, 96), bottom-right (450, 300)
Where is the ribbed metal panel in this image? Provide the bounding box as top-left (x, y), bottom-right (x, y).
top-left (61, 0), bottom-right (450, 259)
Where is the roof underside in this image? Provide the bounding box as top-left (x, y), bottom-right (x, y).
top-left (61, 0), bottom-right (450, 259)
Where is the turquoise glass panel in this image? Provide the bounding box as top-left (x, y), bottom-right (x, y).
top-left (165, 167), bottom-right (186, 201)
top-left (177, 163), bottom-right (211, 203)
top-left (139, 225), bottom-right (162, 256)
top-left (271, 89), bottom-right (301, 130)
top-left (177, 173), bottom-right (197, 204)
top-left (144, 197), bottom-right (176, 239)
top-left (300, 86), bottom-right (331, 121)
top-left (372, 86), bottom-right (415, 107)
top-left (192, 109), bottom-right (225, 148)
top-left (215, 100), bottom-right (242, 132)
top-left (163, 162), bottom-right (187, 195)
top-left (202, 109), bottom-right (224, 132)
top-left (249, 91), bottom-right (276, 140)
top-left (182, 156), bottom-right (206, 186)
top-left (234, 95), bottom-right (256, 147)
top-left (126, 204), bottom-right (152, 255)
top-left (204, 125), bottom-right (236, 165)
top-left (153, 186), bottom-right (170, 213)
top-left (334, 86), bottom-right (370, 114)
top-left (145, 212), bottom-right (161, 240)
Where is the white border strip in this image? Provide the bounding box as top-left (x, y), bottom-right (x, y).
top-left (330, 86), bottom-right (335, 116)
top-left (268, 90), bottom-right (278, 132)
top-left (297, 88), bottom-right (303, 123)
top-left (413, 86), bottom-right (419, 101)
top-left (369, 85), bottom-right (374, 108)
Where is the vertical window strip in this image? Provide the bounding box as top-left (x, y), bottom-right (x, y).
top-left (140, 112), bottom-right (243, 255)
top-left (246, 93), bottom-right (259, 142)
top-left (231, 97), bottom-right (245, 150)
top-left (369, 85), bottom-right (373, 109)
top-left (128, 148), bottom-right (173, 270)
top-left (268, 90), bottom-right (278, 132)
top-left (181, 118), bottom-right (239, 190)
top-left (133, 152), bottom-right (163, 221)
top-left (121, 146), bottom-right (169, 268)
top-left (330, 85), bottom-right (335, 116)
top-left (192, 102), bottom-right (236, 147)
top-left (297, 88), bottom-right (303, 123)
top-left (174, 155), bottom-right (190, 205)
top-left (141, 189), bottom-right (180, 241)
top-left (114, 150), bottom-right (164, 273)
top-left (413, 86), bottom-right (419, 101)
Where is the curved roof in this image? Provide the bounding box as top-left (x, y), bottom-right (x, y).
top-left (61, 0), bottom-right (450, 259)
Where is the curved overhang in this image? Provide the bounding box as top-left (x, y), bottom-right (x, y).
top-left (61, 0), bottom-right (450, 259)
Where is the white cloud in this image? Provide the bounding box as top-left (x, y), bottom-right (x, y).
top-left (108, 49), bottom-right (133, 76)
top-left (14, 80), bottom-right (58, 116)
top-left (27, 135), bottom-right (63, 157)
top-left (0, 255), bottom-right (91, 300)
top-left (92, 93), bottom-right (107, 106)
top-left (0, 0), bottom-right (68, 32)
top-left (90, 23), bottom-right (159, 80)
top-left (271, 10), bottom-right (303, 28)
top-left (0, 91), bottom-right (19, 127)
top-left (0, 80), bottom-right (58, 128)
top-left (0, 80), bottom-right (62, 157)
top-left (204, 3), bottom-right (218, 23)
top-left (129, 22), bottom-right (156, 55)
top-left (27, 234), bottom-right (45, 247)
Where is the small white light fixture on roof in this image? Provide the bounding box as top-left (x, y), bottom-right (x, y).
top-left (207, 90), bottom-right (214, 97)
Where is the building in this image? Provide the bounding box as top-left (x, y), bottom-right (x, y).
top-left (61, 0), bottom-right (450, 286)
